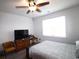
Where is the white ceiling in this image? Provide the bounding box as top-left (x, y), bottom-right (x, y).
top-left (0, 0), bottom-right (79, 18)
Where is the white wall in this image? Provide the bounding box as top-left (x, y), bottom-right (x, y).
top-left (0, 11), bottom-right (34, 43)
top-left (33, 5), bottom-right (79, 44)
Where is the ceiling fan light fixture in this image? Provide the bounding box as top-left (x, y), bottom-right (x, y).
top-left (29, 1), bottom-right (35, 6)
top-left (29, 5), bottom-right (37, 11)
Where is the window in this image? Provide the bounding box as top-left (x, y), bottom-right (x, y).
top-left (42, 16), bottom-right (66, 37)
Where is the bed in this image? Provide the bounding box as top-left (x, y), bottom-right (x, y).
top-left (29, 41), bottom-right (76, 59)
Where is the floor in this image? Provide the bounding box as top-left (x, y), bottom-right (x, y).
top-left (0, 49), bottom-right (27, 59)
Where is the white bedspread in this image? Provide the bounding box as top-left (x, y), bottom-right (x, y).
top-left (29, 41), bottom-right (76, 59)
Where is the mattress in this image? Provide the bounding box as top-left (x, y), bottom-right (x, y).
top-left (29, 41), bottom-right (76, 59)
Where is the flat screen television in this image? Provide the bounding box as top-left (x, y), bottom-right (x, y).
top-left (14, 30), bottom-right (29, 40)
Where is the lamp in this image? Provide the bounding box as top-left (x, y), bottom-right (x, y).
top-left (28, 1), bottom-right (37, 11)
top-left (29, 5), bottom-right (37, 11)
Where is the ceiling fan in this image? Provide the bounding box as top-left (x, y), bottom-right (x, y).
top-left (16, 0), bottom-right (49, 14)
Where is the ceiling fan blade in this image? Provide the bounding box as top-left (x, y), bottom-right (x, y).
top-left (26, 10), bottom-right (30, 14)
top-left (16, 6), bottom-right (28, 8)
top-left (36, 8), bottom-right (41, 12)
top-left (36, 1), bottom-right (49, 7)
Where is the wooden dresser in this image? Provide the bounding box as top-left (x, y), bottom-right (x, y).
top-left (2, 35), bottom-right (38, 59)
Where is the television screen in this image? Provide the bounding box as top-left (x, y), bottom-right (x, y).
top-left (14, 30), bottom-right (29, 40)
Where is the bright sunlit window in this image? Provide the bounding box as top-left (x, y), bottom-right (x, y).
top-left (42, 16), bottom-right (66, 37)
